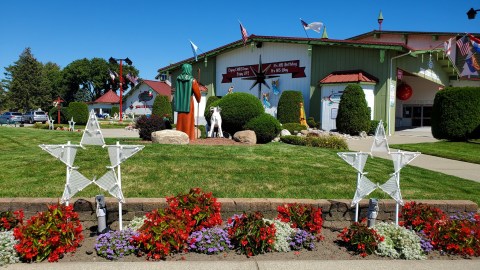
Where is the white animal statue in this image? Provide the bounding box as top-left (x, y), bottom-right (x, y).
top-left (208, 106), bottom-right (224, 138)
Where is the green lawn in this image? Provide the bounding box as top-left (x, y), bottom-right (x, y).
top-left (390, 140), bottom-right (480, 164)
top-left (1, 127), bottom-right (479, 205)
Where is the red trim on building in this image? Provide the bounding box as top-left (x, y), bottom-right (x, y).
top-left (93, 89), bottom-right (120, 104)
top-left (319, 70), bottom-right (379, 84)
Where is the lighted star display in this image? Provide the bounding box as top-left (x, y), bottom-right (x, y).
top-left (242, 55), bottom-right (279, 99)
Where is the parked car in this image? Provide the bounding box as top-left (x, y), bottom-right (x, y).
top-left (0, 112), bottom-right (24, 124)
top-left (22, 110), bottom-right (48, 124)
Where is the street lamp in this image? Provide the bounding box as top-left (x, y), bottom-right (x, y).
top-left (467, 8), bottom-right (480, 19)
top-left (109, 57), bottom-right (132, 122)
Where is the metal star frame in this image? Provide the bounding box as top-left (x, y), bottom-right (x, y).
top-left (242, 55), bottom-right (279, 99)
top-left (39, 110), bottom-right (144, 230)
top-left (337, 120), bottom-right (420, 225)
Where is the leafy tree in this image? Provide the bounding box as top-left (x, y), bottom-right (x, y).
top-left (336, 84), bottom-right (370, 135)
top-left (40, 62), bottom-right (64, 109)
top-left (152, 95), bottom-right (173, 121)
top-left (0, 82), bottom-right (10, 111)
top-left (3, 48), bottom-right (45, 111)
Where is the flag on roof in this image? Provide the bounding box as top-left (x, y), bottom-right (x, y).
top-left (190, 40), bottom-right (199, 61)
top-left (468, 34), bottom-right (480, 54)
top-left (444, 37), bottom-right (453, 57)
top-left (456, 36), bottom-right (470, 56)
top-left (240, 22), bottom-right (248, 46)
top-left (300, 19), bottom-right (323, 33)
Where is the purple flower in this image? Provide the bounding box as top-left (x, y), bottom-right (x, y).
top-left (95, 229), bottom-right (139, 260)
top-left (187, 227), bottom-right (233, 254)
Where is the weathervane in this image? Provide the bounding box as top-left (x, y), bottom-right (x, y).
top-left (242, 55), bottom-right (279, 99)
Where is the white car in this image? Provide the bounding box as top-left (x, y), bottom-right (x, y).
top-left (22, 110), bottom-right (48, 124)
top-left (0, 112), bottom-right (23, 124)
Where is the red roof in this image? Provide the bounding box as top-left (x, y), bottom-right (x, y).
top-left (319, 70), bottom-right (378, 84)
top-left (143, 80), bottom-right (172, 96)
top-left (93, 89), bottom-right (120, 103)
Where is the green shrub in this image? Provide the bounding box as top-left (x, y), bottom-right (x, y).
top-left (244, 113), bottom-right (282, 144)
top-left (307, 117), bottom-right (318, 128)
top-left (431, 87), bottom-right (480, 141)
top-left (152, 95), bottom-right (173, 122)
top-left (282, 123), bottom-right (308, 134)
top-left (336, 84), bottom-right (370, 135)
top-left (135, 115), bottom-right (166, 141)
top-left (67, 102), bottom-right (89, 125)
top-left (48, 107), bottom-right (69, 124)
top-left (280, 134), bottom-right (348, 150)
top-left (204, 96), bottom-right (221, 121)
top-left (277, 91), bottom-right (304, 124)
top-left (208, 93), bottom-right (264, 134)
top-left (111, 106), bottom-right (119, 117)
top-left (368, 120), bottom-right (387, 135)
top-left (197, 125), bottom-right (206, 139)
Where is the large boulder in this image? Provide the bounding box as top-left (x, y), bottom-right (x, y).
top-left (280, 129), bottom-right (291, 136)
top-left (151, 130), bottom-right (189, 145)
top-left (233, 130), bottom-right (256, 145)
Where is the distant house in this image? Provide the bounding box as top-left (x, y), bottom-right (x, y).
top-left (87, 89), bottom-right (119, 117)
top-left (123, 80), bottom-right (172, 116)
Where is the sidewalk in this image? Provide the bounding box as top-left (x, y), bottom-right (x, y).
top-left (346, 127), bottom-right (480, 183)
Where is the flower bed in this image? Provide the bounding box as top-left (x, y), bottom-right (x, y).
top-left (0, 190), bottom-right (479, 266)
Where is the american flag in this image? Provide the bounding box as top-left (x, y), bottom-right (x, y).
top-left (240, 22), bottom-right (248, 46)
top-left (456, 36), bottom-right (470, 56)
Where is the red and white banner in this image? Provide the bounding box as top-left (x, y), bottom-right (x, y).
top-left (221, 60), bottom-right (306, 83)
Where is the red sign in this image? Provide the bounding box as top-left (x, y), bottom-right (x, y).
top-left (221, 60), bottom-right (306, 83)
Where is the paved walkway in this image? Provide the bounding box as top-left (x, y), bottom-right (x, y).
top-left (346, 127), bottom-right (480, 183)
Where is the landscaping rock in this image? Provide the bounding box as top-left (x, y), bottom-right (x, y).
top-left (280, 129), bottom-right (291, 136)
top-left (151, 130), bottom-right (189, 145)
top-left (233, 130), bottom-right (256, 144)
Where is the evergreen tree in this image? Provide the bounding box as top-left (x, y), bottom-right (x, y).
top-left (40, 62), bottom-right (64, 109)
top-left (336, 84), bottom-right (370, 135)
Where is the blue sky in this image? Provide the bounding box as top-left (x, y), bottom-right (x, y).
top-left (1, 0), bottom-right (479, 82)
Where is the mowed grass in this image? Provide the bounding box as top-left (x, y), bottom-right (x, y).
top-left (390, 140), bottom-right (480, 164)
top-left (0, 127), bottom-right (479, 205)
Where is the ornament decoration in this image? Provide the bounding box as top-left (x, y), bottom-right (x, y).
top-left (396, 83), bottom-right (413, 101)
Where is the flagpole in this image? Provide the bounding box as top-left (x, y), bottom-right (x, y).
top-left (300, 18), bottom-right (310, 39)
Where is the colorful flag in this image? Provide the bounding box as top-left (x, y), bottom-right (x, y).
top-left (468, 34), bottom-right (480, 54)
top-left (190, 40), bottom-right (199, 61)
top-left (240, 22), bottom-right (248, 46)
top-left (300, 19), bottom-right (323, 33)
top-left (109, 70), bottom-right (116, 81)
top-left (444, 37), bottom-right (452, 57)
top-left (466, 55), bottom-right (480, 71)
top-left (126, 73), bottom-right (138, 86)
top-left (456, 36), bottom-right (470, 56)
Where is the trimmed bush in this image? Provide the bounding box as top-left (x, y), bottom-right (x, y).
top-left (277, 91), bottom-right (304, 124)
top-left (207, 93), bottom-right (264, 134)
top-left (135, 115), bottom-right (166, 141)
top-left (431, 87), bottom-right (480, 141)
top-left (280, 134), bottom-right (348, 150)
top-left (336, 84), bottom-right (370, 135)
top-left (204, 96), bottom-right (221, 121)
top-left (368, 120), bottom-right (387, 135)
top-left (152, 95), bottom-right (173, 122)
top-left (307, 117), bottom-right (318, 129)
top-left (111, 106), bottom-right (119, 117)
top-left (244, 113), bottom-right (282, 144)
top-left (282, 123), bottom-right (308, 134)
top-left (67, 102), bottom-right (89, 125)
top-left (48, 106), bottom-right (69, 124)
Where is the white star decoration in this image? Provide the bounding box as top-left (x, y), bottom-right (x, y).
top-left (39, 110), bottom-right (144, 230)
top-left (338, 120), bottom-right (420, 224)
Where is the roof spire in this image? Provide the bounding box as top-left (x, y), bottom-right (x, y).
top-left (378, 10), bottom-right (384, 31)
top-left (321, 25), bottom-right (328, 39)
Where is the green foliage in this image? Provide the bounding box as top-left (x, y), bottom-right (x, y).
top-left (368, 120), bottom-right (387, 135)
top-left (281, 123), bottom-right (308, 134)
top-left (48, 106), bottom-right (70, 124)
top-left (307, 117), bottom-right (318, 129)
top-left (336, 84), bottom-right (370, 135)
top-left (41, 62), bottom-right (64, 106)
top-left (204, 96), bottom-right (221, 121)
top-left (197, 125), bottom-right (206, 139)
top-left (431, 87), bottom-right (480, 141)
top-left (111, 106), bottom-right (119, 117)
top-left (152, 95), bottom-right (173, 121)
top-left (135, 115), bottom-right (166, 141)
top-left (209, 93), bottom-right (264, 134)
top-left (277, 91), bottom-right (304, 124)
top-left (337, 219), bottom-right (383, 257)
top-left (67, 102), bottom-right (89, 125)
top-left (244, 113), bottom-right (281, 144)
top-left (280, 134), bottom-right (348, 150)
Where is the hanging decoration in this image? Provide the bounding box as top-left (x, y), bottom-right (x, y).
top-left (262, 92), bottom-right (271, 108)
top-left (272, 79), bottom-right (280, 95)
top-left (396, 83), bottom-right (413, 101)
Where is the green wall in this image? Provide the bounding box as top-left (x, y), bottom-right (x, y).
top-left (168, 58), bottom-right (217, 97)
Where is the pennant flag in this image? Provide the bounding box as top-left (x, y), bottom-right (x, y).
top-left (109, 70), bottom-right (116, 81)
top-left (126, 73), bottom-right (138, 86)
top-left (461, 57), bottom-right (479, 77)
top-left (370, 120), bottom-right (390, 153)
top-left (444, 37), bottom-right (452, 57)
top-left (379, 174), bottom-right (403, 205)
top-left (351, 175), bottom-right (378, 206)
top-left (190, 40), bottom-right (199, 61)
top-left (106, 144), bottom-right (145, 167)
top-left (240, 22), bottom-right (248, 46)
top-left (300, 19), bottom-right (323, 33)
top-left (94, 170), bottom-right (124, 202)
top-left (80, 110), bottom-right (105, 146)
top-left (464, 55), bottom-right (480, 72)
top-left (337, 152), bottom-right (370, 173)
top-left (61, 170), bottom-right (93, 203)
top-left (456, 36), bottom-right (471, 56)
top-left (389, 150), bottom-right (420, 173)
top-left (468, 34), bottom-right (480, 54)
top-left (39, 143), bottom-right (80, 167)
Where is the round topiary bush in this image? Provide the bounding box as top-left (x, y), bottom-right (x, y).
top-left (152, 95), bottom-right (173, 122)
top-left (277, 91), bottom-right (304, 124)
top-left (208, 93), bottom-right (264, 134)
top-left (431, 87), bottom-right (480, 141)
top-left (336, 84), bottom-right (370, 135)
top-left (135, 115), bottom-right (166, 141)
top-left (67, 102), bottom-right (89, 125)
top-left (244, 113), bottom-right (282, 144)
